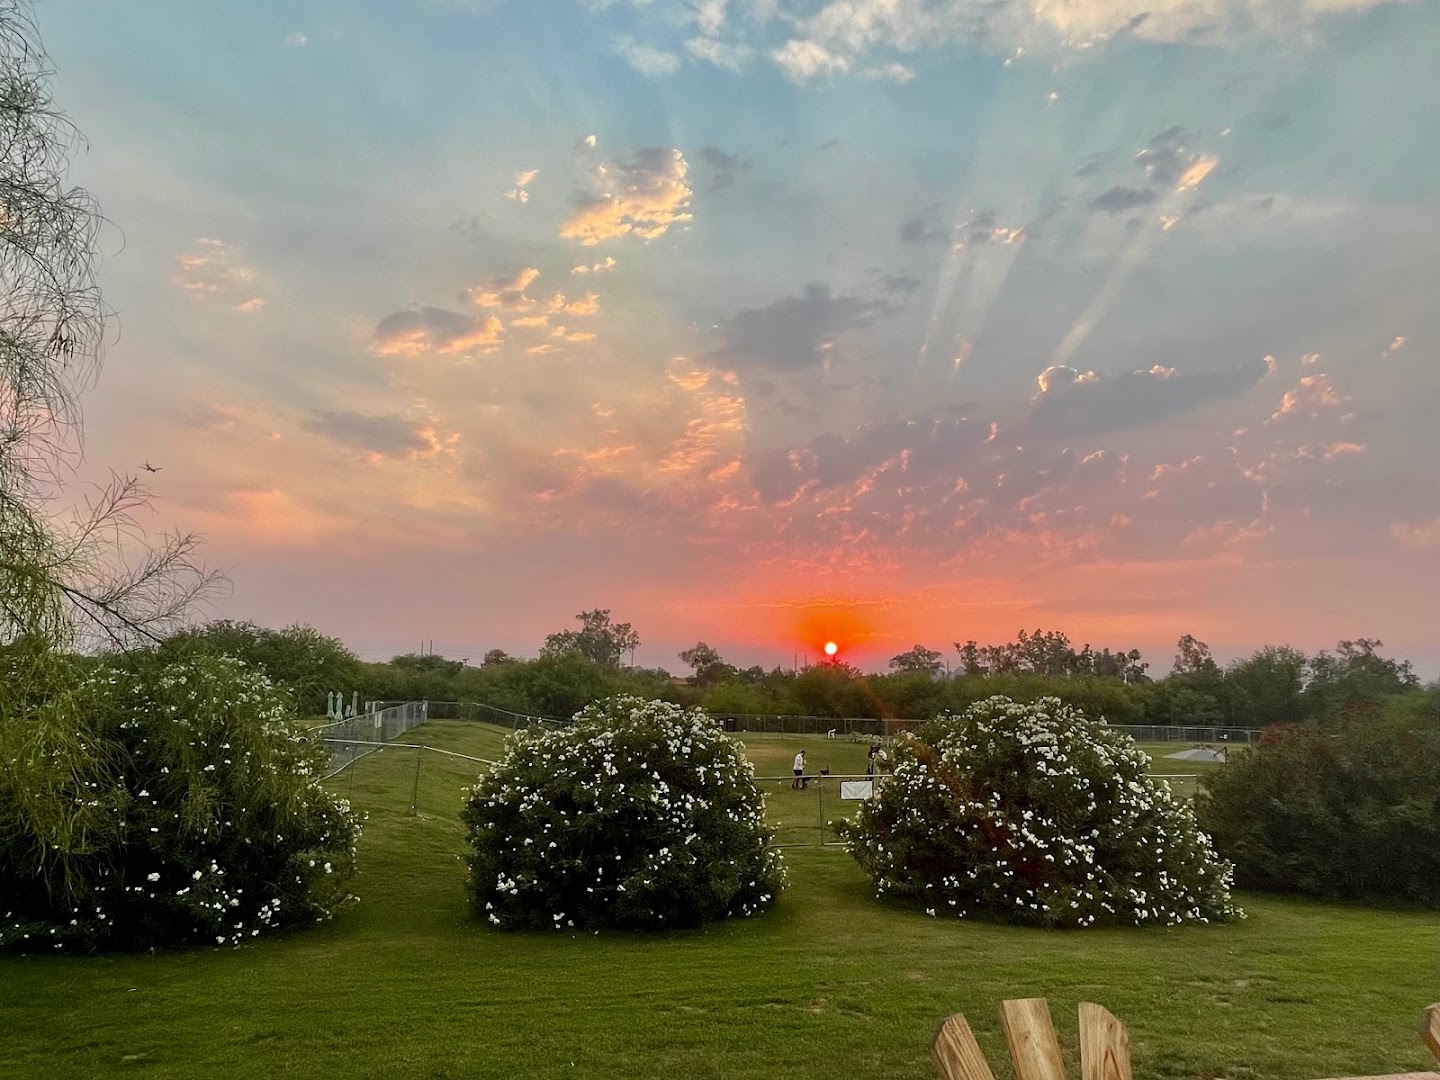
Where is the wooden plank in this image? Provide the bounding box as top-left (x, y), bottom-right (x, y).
top-left (1078, 1003), bottom-right (1132, 1080)
top-left (1423, 1004), bottom-right (1440, 1063)
top-left (932, 1013), bottom-right (999, 1080)
top-left (1000, 998), bottom-right (1068, 1080)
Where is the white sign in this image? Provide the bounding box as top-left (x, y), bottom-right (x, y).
top-left (839, 780), bottom-right (874, 801)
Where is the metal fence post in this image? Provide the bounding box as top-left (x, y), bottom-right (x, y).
top-left (818, 774), bottom-right (825, 845)
top-left (409, 744), bottom-right (423, 816)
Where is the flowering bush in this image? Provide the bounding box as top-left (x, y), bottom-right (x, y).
top-left (0, 649), bottom-right (360, 953)
top-left (462, 695), bottom-right (783, 930)
top-left (838, 696), bottom-right (1240, 928)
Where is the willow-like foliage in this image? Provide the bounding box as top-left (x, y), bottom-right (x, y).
top-left (1, 1), bottom-right (219, 651)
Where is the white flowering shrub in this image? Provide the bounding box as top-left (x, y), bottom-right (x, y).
top-left (838, 696), bottom-right (1240, 928)
top-left (463, 695), bottom-right (783, 930)
top-left (0, 650), bottom-right (360, 953)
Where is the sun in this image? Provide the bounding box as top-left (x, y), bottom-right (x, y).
top-left (823, 641), bottom-right (838, 656)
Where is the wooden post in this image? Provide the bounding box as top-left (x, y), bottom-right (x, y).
top-left (1079, 1003), bottom-right (1132, 1080)
top-left (1421, 1003), bottom-right (1439, 1063)
top-left (932, 1014), bottom-right (998, 1080)
top-left (1000, 998), bottom-right (1068, 1080)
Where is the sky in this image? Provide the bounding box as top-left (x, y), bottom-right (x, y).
top-left (35, 0), bottom-right (1440, 673)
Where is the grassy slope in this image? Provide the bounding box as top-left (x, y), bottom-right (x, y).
top-left (2, 722), bottom-right (1435, 1080)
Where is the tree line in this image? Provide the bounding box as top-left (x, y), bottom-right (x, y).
top-left (156, 611), bottom-right (1435, 732)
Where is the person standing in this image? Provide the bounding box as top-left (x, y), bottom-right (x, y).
top-left (792, 750), bottom-right (806, 789)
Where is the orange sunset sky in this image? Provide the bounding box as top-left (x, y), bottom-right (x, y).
top-left (33, 0), bottom-right (1440, 673)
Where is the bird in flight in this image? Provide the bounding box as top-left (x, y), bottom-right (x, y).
top-left (141, 461), bottom-right (161, 473)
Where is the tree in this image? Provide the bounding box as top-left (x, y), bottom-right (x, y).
top-left (1304, 638), bottom-right (1419, 724)
top-left (167, 620), bottom-right (361, 714)
top-left (1172, 634), bottom-right (1219, 676)
top-left (954, 640), bottom-right (987, 676)
top-left (1014, 629), bottom-right (1075, 676)
top-left (1225, 645), bottom-right (1307, 726)
top-left (541, 609), bottom-right (640, 668)
top-left (889, 644), bottom-right (944, 675)
top-left (678, 641), bottom-right (731, 685)
top-left (389, 651), bottom-right (467, 676)
top-left (1199, 716), bottom-right (1439, 904)
top-left (481, 648), bottom-right (515, 667)
top-left (1, 3), bottom-right (216, 650)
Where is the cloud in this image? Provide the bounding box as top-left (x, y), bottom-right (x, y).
top-left (464, 267), bottom-right (542, 309)
top-left (1391, 518), bottom-right (1440, 550)
top-left (952, 208), bottom-right (1026, 248)
top-left (614, 36), bottom-right (681, 76)
top-left (1266, 373), bottom-right (1349, 423)
top-left (771, 39), bottom-right (851, 81)
top-left (859, 62), bottom-right (916, 83)
top-left (693, 0), bottom-right (729, 36)
top-left (697, 146), bottom-right (752, 190)
top-left (556, 291), bottom-right (600, 315)
top-left (372, 307), bottom-right (504, 357)
top-left (750, 415), bottom-right (992, 504)
top-left (506, 168), bottom-right (539, 203)
top-left (1090, 186), bottom-right (1157, 214)
top-left (301, 410), bottom-right (440, 459)
top-left (708, 282), bottom-right (887, 373)
top-left (571, 256), bottom-right (617, 275)
top-left (283, 31), bottom-right (308, 47)
top-left (460, 269), bottom-right (597, 323)
top-left (559, 147), bottom-right (693, 246)
top-left (581, 0), bottom-right (1419, 91)
top-left (684, 36), bottom-right (755, 71)
top-left (877, 271), bottom-right (922, 295)
top-left (898, 204), bottom-right (949, 245)
top-left (1083, 127), bottom-right (1221, 224)
top-left (899, 205), bottom-right (1024, 246)
top-left (1025, 357), bottom-right (1269, 438)
top-left (172, 238), bottom-right (264, 308)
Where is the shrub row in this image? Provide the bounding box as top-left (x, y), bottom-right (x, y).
top-left (7, 665), bottom-right (1430, 955)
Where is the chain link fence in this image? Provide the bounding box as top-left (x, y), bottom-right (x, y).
top-left (753, 769), bottom-right (1204, 848)
top-left (1109, 724), bottom-right (1257, 744)
top-left (314, 702), bottom-right (1217, 842)
top-left (316, 701), bottom-right (429, 776)
top-left (714, 713), bottom-right (1258, 745)
top-left (365, 700), bottom-right (564, 730)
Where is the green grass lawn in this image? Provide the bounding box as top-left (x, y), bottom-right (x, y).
top-left (2, 721), bottom-right (1435, 1080)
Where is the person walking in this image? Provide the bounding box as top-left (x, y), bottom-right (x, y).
top-left (792, 750), bottom-right (806, 789)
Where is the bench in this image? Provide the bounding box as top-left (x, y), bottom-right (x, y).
top-left (932, 999), bottom-right (1440, 1080)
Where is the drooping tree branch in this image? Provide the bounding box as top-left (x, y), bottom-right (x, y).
top-left (1, 1), bottom-right (223, 651)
